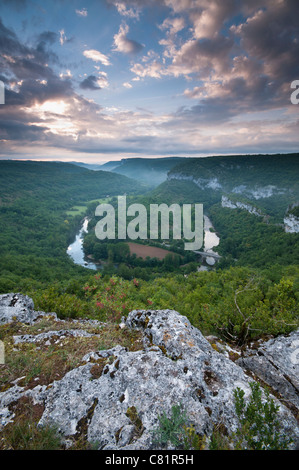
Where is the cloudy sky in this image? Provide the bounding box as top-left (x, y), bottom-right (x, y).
top-left (0, 0), bottom-right (298, 163)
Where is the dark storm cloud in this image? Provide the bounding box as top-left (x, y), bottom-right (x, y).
top-left (236, 0), bottom-right (299, 82)
top-left (0, 19), bottom-right (58, 79)
top-left (0, 18), bottom-right (73, 105)
top-left (0, 17), bottom-right (28, 56)
top-left (37, 31), bottom-right (58, 45)
top-left (79, 75), bottom-right (101, 90)
top-left (0, 17), bottom-right (78, 145)
top-left (35, 36), bottom-right (60, 64)
top-left (167, 0), bottom-right (299, 126)
top-left (171, 35), bottom-right (235, 78)
top-left (182, 72), bottom-right (285, 123)
top-left (36, 31), bottom-right (58, 55)
top-left (0, 119), bottom-right (47, 141)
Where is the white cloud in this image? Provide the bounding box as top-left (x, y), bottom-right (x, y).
top-left (131, 61), bottom-right (164, 79)
top-left (159, 16), bottom-right (185, 35)
top-left (2, 0), bottom-right (299, 159)
top-left (113, 23), bottom-right (143, 54)
top-left (83, 49), bottom-right (111, 66)
top-left (142, 50), bottom-right (160, 63)
top-left (114, 2), bottom-right (140, 19)
top-left (59, 70), bottom-right (73, 79)
top-left (158, 16), bottom-right (185, 59)
top-left (75, 8), bottom-right (88, 17)
top-left (97, 72), bottom-right (109, 88)
top-left (59, 29), bottom-right (67, 46)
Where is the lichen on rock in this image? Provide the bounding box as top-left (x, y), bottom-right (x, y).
top-left (0, 294), bottom-right (298, 450)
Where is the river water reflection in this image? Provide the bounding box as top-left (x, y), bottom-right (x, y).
top-left (67, 218), bottom-right (98, 270)
top-left (197, 216), bottom-right (220, 270)
top-left (67, 214), bottom-right (220, 270)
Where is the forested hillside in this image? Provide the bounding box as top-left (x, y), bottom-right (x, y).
top-left (0, 160), bottom-right (145, 203)
top-left (0, 161), bottom-right (144, 290)
top-left (168, 153), bottom-right (299, 220)
top-left (0, 157), bottom-right (298, 348)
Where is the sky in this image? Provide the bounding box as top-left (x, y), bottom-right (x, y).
top-left (0, 0), bottom-right (298, 163)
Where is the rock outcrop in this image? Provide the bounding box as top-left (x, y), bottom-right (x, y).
top-left (221, 195), bottom-right (263, 217)
top-left (0, 293), bottom-right (58, 325)
top-left (237, 330), bottom-right (299, 414)
top-left (284, 214), bottom-right (299, 233)
top-left (168, 173), bottom-right (222, 190)
top-left (284, 203), bottom-right (299, 233)
top-left (168, 173), bottom-right (285, 201)
top-left (0, 293), bottom-right (298, 450)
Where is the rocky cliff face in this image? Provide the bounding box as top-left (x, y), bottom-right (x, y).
top-left (168, 173), bottom-right (285, 201)
top-left (284, 214), bottom-right (299, 233)
top-left (221, 196), bottom-right (263, 217)
top-left (168, 173), bottom-right (222, 190)
top-left (0, 293), bottom-right (298, 450)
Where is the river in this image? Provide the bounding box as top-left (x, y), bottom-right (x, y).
top-left (203, 215), bottom-right (220, 263)
top-left (197, 215), bottom-right (220, 270)
top-left (67, 218), bottom-right (98, 270)
top-left (67, 214), bottom-right (220, 271)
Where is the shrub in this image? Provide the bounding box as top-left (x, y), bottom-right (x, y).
top-left (152, 404), bottom-right (188, 448)
top-left (210, 382), bottom-right (293, 450)
top-left (233, 382), bottom-right (292, 450)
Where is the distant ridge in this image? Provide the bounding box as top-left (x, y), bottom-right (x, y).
top-left (69, 161), bottom-right (105, 171)
top-left (99, 156), bottom-right (190, 187)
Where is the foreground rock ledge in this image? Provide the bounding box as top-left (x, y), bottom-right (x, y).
top-left (0, 293), bottom-right (298, 449)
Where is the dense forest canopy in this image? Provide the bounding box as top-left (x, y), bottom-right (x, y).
top-left (0, 155), bottom-right (298, 345)
top-left (0, 160), bottom-right (146, 203)
top-left (0, 160), bottom-right (145, 289)
top-left (168, 154), bottom-right (299, 188)
top-left (168, 153), bottom-right (299, 220)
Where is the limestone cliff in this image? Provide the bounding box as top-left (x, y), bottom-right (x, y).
top-left (284, 204), bottom-right (299, 233)
top-left (0, 293), bottom-right (298, 450)
top-left (284, 214), bottom-right (299, 233)
top-left (221, 195), bottom-right (263, 217)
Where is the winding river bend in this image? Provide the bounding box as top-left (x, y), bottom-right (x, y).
top-left (67, 218), bottom-right (98, 270)
top-left (67, 215), bottom-right (220, 270)
top-left (203, 215), bottom-right (220, 266)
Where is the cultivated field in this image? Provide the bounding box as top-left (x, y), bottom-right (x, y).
top-left (127, 242), bottom-right (177, 260)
